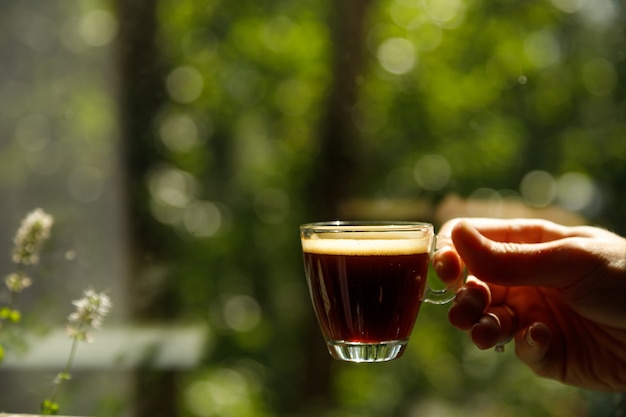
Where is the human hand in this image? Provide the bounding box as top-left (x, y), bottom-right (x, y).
top-left (436, 218), bottom-right (626, 392)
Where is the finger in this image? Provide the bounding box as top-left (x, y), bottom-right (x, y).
top-left (451, 220), bottom-right (594, 289)
top-left (514, 322), bottom-right (552, 376)
top-left (433, 245), bottom-right (463, 285)
top-left (438, 218), bottom-right (465, 237)
top-left (471, 314), bottom-right (500, 350)
top-left (470, 305), bottom-right (518, 349)
top-left (441, 217), bottom-right (572, 243)
top-left (484, 283), bottom-right (509, 306)
top-left (448, 279), bottom-right (490, 330)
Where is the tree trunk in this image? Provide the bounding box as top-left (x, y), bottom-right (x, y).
top-left (300, 0), bottom-right (373, 413)
top-left (310, 0), bottom-right (373, 219)
top-left (114, 1), bottom-right (178, 416)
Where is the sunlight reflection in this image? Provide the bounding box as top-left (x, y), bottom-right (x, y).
top-left (412, 22), bottom-right (443, 51)
top-left (520, 170), bottom-right (556, 207)
top-left (223, 295), bottom-right (262, 332)
top-left (79, 9), bottom-right (118, 47)
top-left (225, 69), bottom-right (266, 106)
top-left (579, 0), bottom-right (618, 27)
top-left (556, 171), bottom-right (596, 212)
top-left (377, 37), bottom-right (417, 75)
top-left (184, 201), bottom-right (222, 237)
top-left (263, 16), bottom-right (298, 53)
top-left (159, 112), bottom-right (203, 153)
top-left (147, 166), bottom-right (226, 236)
top-left (524, 30), bottom-right (561, 69)
top-left (167, 66), bottom-right (204, 103)
top-left (388, 0), bottom-right (424, 30)
top-left (582, 59), bottom-right (617, 96)
top-left (185, 366), bottom-right (264, 417)
top-left (185, 371), bottom-right (247, 416)
top-left (550, 0), bottom-right (584, 13)
top-left (149, 166), bottom-right (199, 209)
top-left (421, 0), bottom-right (466, 27)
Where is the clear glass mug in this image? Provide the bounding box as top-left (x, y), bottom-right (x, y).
top-left (300, 221), bottom-right (460, 363)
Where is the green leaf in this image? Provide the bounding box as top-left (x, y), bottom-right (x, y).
top-left (9, 309), bottom-right (21, 323)
top-left (41, 399), bottom-right (60, 415)
top-left (56, 372), bottom-right (72, 382)
top-left (0, 307), bottom-right (21, 323)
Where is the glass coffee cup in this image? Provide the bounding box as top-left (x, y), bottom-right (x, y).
top-left (300, 221), bottom-right (461, 363)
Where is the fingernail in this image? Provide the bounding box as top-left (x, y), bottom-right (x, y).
top-left (525, 325), bottom-right (536, 346)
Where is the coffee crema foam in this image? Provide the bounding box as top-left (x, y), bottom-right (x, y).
top-left (301, 237), bottom-right (430, 256)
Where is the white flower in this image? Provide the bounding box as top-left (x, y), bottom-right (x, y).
top-left (66, 289), bottom-right (112, 342)
top-left (12, 208), bottom-right (54, 266)
top-left (4, 272), bottom-right (32, 293)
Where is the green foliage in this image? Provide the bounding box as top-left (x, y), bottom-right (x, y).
top-left (0, 307), bottom-right (21, 323)
top-left (41, 399), bottom-right (60, 415)
top-left (143, 0), bottom-right (626, 415)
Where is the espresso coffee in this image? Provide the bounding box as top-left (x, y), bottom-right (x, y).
top-left (302, 237), bottom-right (430, 344)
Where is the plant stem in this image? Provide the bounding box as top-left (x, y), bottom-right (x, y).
top-left (47, 330), bottom-right (81, 406)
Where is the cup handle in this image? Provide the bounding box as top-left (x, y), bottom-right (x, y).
top-left (423, 234), bottom-right (466, 305)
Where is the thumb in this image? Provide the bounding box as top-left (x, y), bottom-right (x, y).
top-left (450, 220), bottom-right (590, 289)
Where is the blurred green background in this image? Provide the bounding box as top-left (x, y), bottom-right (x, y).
top-left (0, 0), bottom-right (624, 415)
